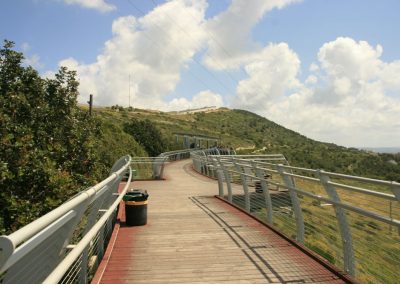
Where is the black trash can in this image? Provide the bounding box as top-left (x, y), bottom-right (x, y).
top-left (123, 189), bottom-right (149, 226)
top-left (255, 174), bottom-right (271, 193)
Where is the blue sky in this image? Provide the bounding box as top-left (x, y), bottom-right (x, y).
top-left (2, 1), bottom-right (399, 71)
top-left (1, 0), bottom-right (400, 147)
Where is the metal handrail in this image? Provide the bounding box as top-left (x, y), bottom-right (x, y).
top-left (0, 148), bottom-right (201, 283)
top-left (191, 152), bottom-right (400, 282)
top-left (43, 169), bottom-right (132, 283)
top-left (0, 155), bottom-right (132, 283)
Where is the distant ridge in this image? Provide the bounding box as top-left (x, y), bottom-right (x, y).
top-left (360, 147), bottom-right (400, 154)
top-left (168, 106), bottom-right (221, 114)
top-left (94, 106), bottom-right (400, 182)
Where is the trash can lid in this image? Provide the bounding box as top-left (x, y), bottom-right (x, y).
top-left (123, 189), bottom-right (149, 201)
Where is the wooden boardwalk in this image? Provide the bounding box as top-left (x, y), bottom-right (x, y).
top-left (93, 160), bottom-right (350, 283)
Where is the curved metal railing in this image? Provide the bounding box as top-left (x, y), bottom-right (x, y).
top-left (0, 155), bottom-right (132, 284)
top-left (0, 148), bottom-right (199, 283)
top-left (191, 151), bottom-right (400, 283)
top-left (3, 148), bottom-right (398, 283)
top-left (129, 149), bottom-right (202, 180)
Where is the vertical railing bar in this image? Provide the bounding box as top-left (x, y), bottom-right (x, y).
top-left (212, 157), bottom-right (224, 197)
top-left (252, 162), bottom-right (273, 224)
top-left (277, 164), bottom-right (305, 243)
top-left (317, 170), bottom-right (355, 276)
top-left (217, 157), bottom-right (233, 202)
top-left (233, 159), bottom-right (251, 212)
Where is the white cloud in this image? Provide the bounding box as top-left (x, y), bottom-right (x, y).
top-left (234, 37), bottom-right (400, 147)
top-left (24, 54), bottom-right (43, 69)
top-left (309, 63), bottom-right (319, 72)
top-left (57, 0), bottom-right (207, 109)
top-left (49, 0), bottom-right (400, 147)
top-left (233, 43), bottom-right (302, 111)
top-left (380, 60), bottom-right (400, 91)
top-left (167, 90), bottom-right (224, 111)
top-left (310, 37), bottom-right (387, 106)
top-left (20, 42), bottom-right (43, 69)
top-left (204, 0), bottom-right (302, 70)
top-left (305, 75), bottom-right (318, 85)
top-left (21, 42), bottom-right (30, 52)
top-left (318, 37), bottom-right (382, 82)
top-left (62, 0), bottom-right (116, 13)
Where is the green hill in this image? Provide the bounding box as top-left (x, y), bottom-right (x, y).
top-left (94, 106), bottom-right (400, 182)
top-left (2, 40), bottom-right (399, 235)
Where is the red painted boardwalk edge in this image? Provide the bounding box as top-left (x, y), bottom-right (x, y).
top-left (91, 201), bottom-right (125, 284)
top-left (215, 195), bottom-right (357, 284)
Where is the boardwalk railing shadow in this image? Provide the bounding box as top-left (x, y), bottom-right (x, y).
top-left (191, 150), bottom-right (400, 283)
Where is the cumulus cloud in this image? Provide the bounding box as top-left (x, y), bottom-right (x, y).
top-left (167, 90), bottom-right (224, 111)
top-left (59, 0), bottom-right (207, 109)
top-left (305, 75), bottom-right (318, 85)
top-left (62, 0), bottom-right (116, 13)
top-left (50, 0), bottom-right (400, 147)
top-left (233, 43), bottom-right (302, 111)
top-left (234, 37), bottom-right (400, 147)
top-left (204, 0), bottom-right (302, 70)
top-left (318, 37), bottom-right (382, 82)
top-left (309, 63), bottom-right (319, 72)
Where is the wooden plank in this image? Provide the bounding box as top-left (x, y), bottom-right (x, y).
top-left (98, 160), bottom-right (348, 283)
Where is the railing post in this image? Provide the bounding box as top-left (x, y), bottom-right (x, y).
top-left (201, 151), bottom-right (209, 177)
top-left (98, 221), bottom-right (106, 263)
top-left (193, 155), bottom-right (199, 172)
top-left (158, 157), bottom-right (168, 179)
top-left (391, 181), bottom-right (400, 235)
top-left (233, 160), bottom-right (250, 212)
top-left (79, 247), bottom-right (89, 283)
top-left (317, 170), bottom-right (355, 276)
top-left (252, 162), bottom-right (273, 225)
top-left (217, 157), bottom-right (233, 203)
top-left (277, 164), bottom-right (305, 243)
top-left (212, 158), bottom-right (224, 197)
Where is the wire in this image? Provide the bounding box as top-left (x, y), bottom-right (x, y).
top-left (126, 0), bottom-right (236, 95)
top-left (150, 0), bottom-right (242, 85)
top-left (149, 0), bottom-right (287, 106)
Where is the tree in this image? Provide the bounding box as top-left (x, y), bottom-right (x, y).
top-left (124, 119), bottom-right (166, 156)
top-left (0, 40), bottom-right (103, 234)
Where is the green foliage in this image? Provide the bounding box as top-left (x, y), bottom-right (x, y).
top-left (96, 107), bottom-right (400, 182)
top-left (2, 38), bottom-right (398, 236)
top-left (196, 109), bottom-right (400, 182)
top-left (308, 245), bottom-right (336, 264)
top-left (96, 117), bottom-right (147, 168)
top-left (110, 104), bottom-right (124, 112)
top-left (124, 119), bottom-right (166, 156)
top-left (0, 41), bottom-right (104, 234)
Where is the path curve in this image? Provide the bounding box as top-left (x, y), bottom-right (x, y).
top-left (95, 160), bottom-right (349, 283)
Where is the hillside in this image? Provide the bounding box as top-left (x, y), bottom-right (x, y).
top-left (94, 106), bottom-right (400, 182)
top-left (3, 41), bottom-right (398, 236)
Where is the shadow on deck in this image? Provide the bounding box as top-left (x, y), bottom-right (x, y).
top-left (93, 160), bottom-right (353, 284)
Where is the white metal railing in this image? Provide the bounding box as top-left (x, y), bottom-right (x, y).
top-left (3, 148), bottom-right (398, 283)
top-left (157, 149), bottom-right (201, 178)
top-left (0, 148), bottom-right (197, 283)
top-left (0, 155), bottom-right (132, 283)
top-left (191, 151), bottom-right (400, 283)
top-left (130, 148), bottom-right (201, 180)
